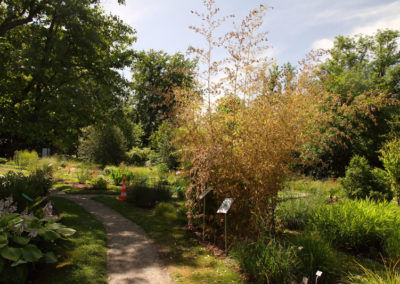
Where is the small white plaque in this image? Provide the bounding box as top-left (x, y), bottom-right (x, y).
top-left (217, 198), bottom-right (234, 214)
top-left (199, 187), bottom-right (213, 200)
top-left (302, 277), bottom-right (308, 284)
top-left (316, 270), bottom-right (323, 277)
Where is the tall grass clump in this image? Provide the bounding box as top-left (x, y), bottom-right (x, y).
top-left (276, 190), bottom-right (328, 230)
top-left (232, 237), bottom-right (296, 284)
top-left (13, 149), bottom-right (39, 170)
top-left (311, 199), bottom-right (400, 258)
top-left (292, 235), bottom-right (341, 282)
top-left (76, 166), bottom-right (90, 184)
top-left (347, 260), bottom-right (400, 284)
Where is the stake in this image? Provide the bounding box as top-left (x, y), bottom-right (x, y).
top-left (225, 213), bottom-right (227, 252)
top-left (203, 197), bottom-right (206, 241)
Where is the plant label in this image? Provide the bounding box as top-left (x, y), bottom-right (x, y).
top-left (199, 187), bottom-right (213, 199)
top-left (217, 198), bottom-right (234, 214)
top-left (316, 270), bottom-right (323, 277)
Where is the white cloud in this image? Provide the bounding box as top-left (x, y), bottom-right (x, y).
top-left (317, 1), bottom-right (400, 22)
top-left (352, 14), bottom-right (400, 35)
top-left (311, 38), bottom-right (334, 50)
top-left (100, 0), bottom-right (159, 27)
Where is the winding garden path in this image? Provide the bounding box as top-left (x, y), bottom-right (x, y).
top-left (51, 192), bottom-right (171, 284)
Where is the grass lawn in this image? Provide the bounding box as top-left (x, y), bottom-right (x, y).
top-left (94, 196), bottom-right (244, 284)
top-left (32, 196), bottom-right (108, 284)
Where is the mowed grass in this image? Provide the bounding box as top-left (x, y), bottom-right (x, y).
top-left (33, 196), bottom-right (107, 284)
top-left (94, 196), bottom-right (244, 284)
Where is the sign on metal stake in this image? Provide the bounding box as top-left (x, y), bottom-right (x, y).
top-left (217, 198), bottom-right (234, 252)
top-left (199, 187), bottom-right (213, 241)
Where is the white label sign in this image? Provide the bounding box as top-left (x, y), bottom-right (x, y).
top-left (217, 198), bottom-right (234, 214)
top-left (199, 187), bottom-right (213, 199)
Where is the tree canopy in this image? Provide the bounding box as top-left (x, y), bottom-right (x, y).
top-left (130, 50), bottom-right (197, 141)
top-left (308, 29), bottom-right (400, 177)
top-left (0, 0), bottom-right (135, 155)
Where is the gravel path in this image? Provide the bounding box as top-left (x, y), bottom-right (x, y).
top-left (51, 193), bottom-right (171, 284)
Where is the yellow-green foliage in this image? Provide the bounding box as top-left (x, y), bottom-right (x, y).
top-left (380, 137), bottom-right (400, 205)
top-left (13, 150), bottom-right (39, 170)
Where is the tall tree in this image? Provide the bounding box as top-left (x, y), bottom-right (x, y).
top-left (130, 50), bottom-right (197, 141)
top-left (0, 0), bottom-right (135, 154)
top-left (311, 29), bottom-right (400, 177)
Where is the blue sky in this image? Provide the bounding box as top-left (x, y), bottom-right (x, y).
top-left (101, 0), bottom-right (400, 66)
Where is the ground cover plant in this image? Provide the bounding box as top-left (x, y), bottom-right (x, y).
top-left (0, 197), bottom-right (76, 284)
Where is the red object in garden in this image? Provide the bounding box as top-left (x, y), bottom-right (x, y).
top-left (119, 180), bottom-right (127, 201)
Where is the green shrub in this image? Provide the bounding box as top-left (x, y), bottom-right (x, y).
top-left (0, 197), bottom-right (76, 283)
top-left (232, 237), bottom-right (296, 284)
top-left (311, 199), bottom-right (400, 258)
top-left (13, 150), bottom-right (39, 170)
top-left (0, 171), bottom-right (51, 212)
top-left (157, 163), bottom-right (169, 175)
top-left (109, 167), bottom-right (123, 185)
top-left (127, 147), bottom-right (153, 166)
top-left (379, 137), bottom-right (400, 205)
top-left (92, 177), bottom-right (108, 190)
top-left (149, 121), bottom-right (179, 169)
top-left (76, 167), bottom-right (90, 184)
top-left (0, 157), bottom-right (7, 164)
top-left (292, 235), bottom-right (341, 282)
top-left (127, 184), bottom-right (171, 208)
top-left (154, 202), bottom-right (176, 217)
top-left (78, 125), bottom-right (127, 165)
top-left (341, 155), bottom-right (393, 201)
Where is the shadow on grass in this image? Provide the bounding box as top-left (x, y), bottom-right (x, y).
top-left (32, 197), bottom-right (107, 284)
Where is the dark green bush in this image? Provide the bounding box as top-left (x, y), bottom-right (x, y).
top-left (127, 184), bottom-right (171, 208)
top-left (0, 171), bottom-right (51, 211)
top-left (126, 147), bottom-right (153, 166)
top-left (341, 155), bottom-right (393, 201)
top-left (78, 125), bottom-right (127, 165)
top-left (0, 157), bottom-right (7, 164)
top-left (232, 237), bottom-right (296, 284)
top-left (311, 199), bottom-right (400, 258)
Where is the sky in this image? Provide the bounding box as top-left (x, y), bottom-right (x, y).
top-left (100, 0), bottom-right (400, 67)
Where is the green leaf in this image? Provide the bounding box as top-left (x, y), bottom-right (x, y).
top-left (12, 236), bottom-right (30, 246)
top-left (11, 258), bottom-right (27, 267)
top-left (0, 246), bottom-right (22, 261)
top-left (46, 223), bottom-right (63, 230)
top-left (57, 227), bottom-right (76, 237)
top-left (21, 244), bottom-right (42, 262)
top-left (22, 193), bottom-right (33, 202)
top-left (43, 230), bottom-right (60, 241)
top-left (0, 234), bottom-right (8, 249)
top-left (44, 251), bottom-right (58, 264)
